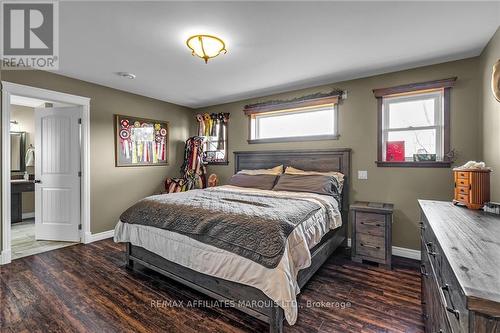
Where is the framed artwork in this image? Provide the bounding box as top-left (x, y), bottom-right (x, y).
top-left (114, 114), bottom-right (169, 167)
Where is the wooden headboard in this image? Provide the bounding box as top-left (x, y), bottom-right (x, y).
top-left (233, 149), bottom-right (351, 212)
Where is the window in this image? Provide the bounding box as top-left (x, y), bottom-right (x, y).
top-left (244, 92), bottom-right (341, 143)
top-left (250, 104), bottom-right (337, 141)
top-left (195, 112), bottom-right (229, 165)
top-left (373, 77), bottom-right (456, 167)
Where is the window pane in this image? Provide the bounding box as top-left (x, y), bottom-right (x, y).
top-left (256, 107), bottom-right (334, 139)
top-left (388, 97), bottom-right (435, 128)
top-left (387, 129), bottom-right (437, 160)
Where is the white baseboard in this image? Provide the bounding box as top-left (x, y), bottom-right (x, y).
top-left (0, 249), bottom-right (11, 265)
top-left (84, 230), bottom-right (114, 244)
top-left (22, 212), bottom-right (35, 219)
top-left (347, 238), bottom-right (420, 260)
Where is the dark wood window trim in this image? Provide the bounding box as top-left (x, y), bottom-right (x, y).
top-left (243, 91), bottom-right (341, 115)
top-left (372, 77), bottom-right (457, 98)
top-left (374, 78), bottom-right (456, 168)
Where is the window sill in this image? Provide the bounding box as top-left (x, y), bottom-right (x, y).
top-left (375, 161), bottom-right (452, 168)
top-left (248, 134), bottom-right (339, 144)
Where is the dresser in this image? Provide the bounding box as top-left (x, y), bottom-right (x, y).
top-left (350, 201), bottom-right (393, 269)
top-left (453, 169), bottom-right (490, 210)
top-left (419, 200), bottom-right (500, 333)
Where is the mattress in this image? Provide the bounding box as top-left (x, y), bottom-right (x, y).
top-left (114, 185), bottom-right (342, 325)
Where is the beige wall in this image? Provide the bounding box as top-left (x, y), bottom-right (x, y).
top-left (10, 105), bottom-right (35, 213)
top-left (1, 70), bottom-right (193, 239)
top-left (480, 27), bottom-right (500, 202)
top-left (0, 33), bottom-right (497, 255)
top-left (197, 58), bottom-right (481, 251)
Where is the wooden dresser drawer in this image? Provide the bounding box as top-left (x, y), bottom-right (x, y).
top-left (456, 178), bottom-right (469, 187)
top-left (456, 171), bottom-right (469, 179)
top-left (426, 254), bottom-right (453, 333)
top-left (434, 258), bottom-right (468, 332)
top-left (356, 233), bottom-right (385, 260)
top-left (455, 193), bottom-right (469, 203)
top-left (455, 186), bottom-right (469, 195)
top-left (355, 216), bottom-right (384, 237)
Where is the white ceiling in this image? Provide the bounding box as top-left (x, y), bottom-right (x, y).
top-left (57, 1), bottom-right (499, 108)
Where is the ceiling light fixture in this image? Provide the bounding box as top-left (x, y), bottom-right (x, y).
top-left (117, 72), bottom-right (136, 79)
top-left (186, 35), bottom-right (227, 64)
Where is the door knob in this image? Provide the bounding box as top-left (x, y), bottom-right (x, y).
top-left (34, 180), bottom-right (42, 183)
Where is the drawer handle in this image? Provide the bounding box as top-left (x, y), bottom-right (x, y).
top-left (360, 243), bottom-right (380, 250)
top-left (441, 284), bottom-right (460, 320)
top-left (425, 242), bottom-right (436, 256)
top-left (446, 307), bottom-right (460, 320)
top-left (34, 179), bottom-right (42, 184)
top-left (420, 264), bottom-right (429, 277)
top-left (360, 221), bottom-right (382, 227)
top-left (419, 222), bottom-right (426, 230)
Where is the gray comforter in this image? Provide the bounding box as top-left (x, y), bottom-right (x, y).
top-left (119, 188), bottom-right (324, 268)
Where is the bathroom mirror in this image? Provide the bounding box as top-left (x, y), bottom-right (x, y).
top-left (10, 132), bottom-right (26, 172)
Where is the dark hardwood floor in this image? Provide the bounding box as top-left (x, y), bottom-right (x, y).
top-left (0, 239), bottom-right (423, 333)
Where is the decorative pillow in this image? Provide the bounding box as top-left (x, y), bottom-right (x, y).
top-left (284, 166), bottom-right (344, 191)
top-left (238, 165), bottom-right (283, 175)
top-left (228, 174), bottom-right (278, 190)
top-left (273, 174), bottom-right (340, 199)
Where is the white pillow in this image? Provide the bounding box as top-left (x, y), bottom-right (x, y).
top-left (284, 166), bottom-right (344, 190)
top-left (238, 165), bottom-right (283, 175)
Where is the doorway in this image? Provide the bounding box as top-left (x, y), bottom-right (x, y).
top-left (1, 82), bottom-right (91, 264)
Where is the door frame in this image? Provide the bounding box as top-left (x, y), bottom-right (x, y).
top-left (1, 81), bottom-right (91, 264)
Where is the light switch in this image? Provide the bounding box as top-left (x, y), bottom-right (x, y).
top-left (358, 170), bottom-right (368, 180)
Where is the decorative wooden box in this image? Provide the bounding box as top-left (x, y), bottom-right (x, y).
top-left (453, 169), bottom-right (491, 210)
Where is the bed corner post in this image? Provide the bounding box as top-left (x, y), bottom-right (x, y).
top-left (269, 305), bottom-right (284, 333)
top-left (125, 243), bottom-right (134, 269)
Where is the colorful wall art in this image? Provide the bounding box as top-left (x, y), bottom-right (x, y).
top-left (115, 114), bottom-right (169, 167)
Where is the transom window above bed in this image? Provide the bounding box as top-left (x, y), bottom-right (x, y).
top-left (373, 77), bottom-right (457, 168)
top-left (243, 91), bottom-right (342, 144)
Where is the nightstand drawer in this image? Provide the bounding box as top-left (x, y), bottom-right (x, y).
top-left (356, 216), bottom-right (384, 237)
top-left (456, 171), bottom-right (469, 179)
top-left (356, 233), bottom-right (385, 260)
top-left (356, 212), bottom-right (385, 225)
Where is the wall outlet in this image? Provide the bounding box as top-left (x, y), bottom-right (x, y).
top-left (358, 170), bottom-right (368, 180)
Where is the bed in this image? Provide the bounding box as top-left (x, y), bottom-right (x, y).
top-left (114, 149), bottom-right (351, 333)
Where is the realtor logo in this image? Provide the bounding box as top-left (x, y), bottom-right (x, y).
top-left (1, 1), bottom-right (59, 69)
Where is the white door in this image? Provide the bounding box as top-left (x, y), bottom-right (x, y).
top-left (35, 107), bottom-right (81, 242)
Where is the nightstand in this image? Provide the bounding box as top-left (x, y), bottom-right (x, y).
top-left (350, 201), bottom-right (394, 269)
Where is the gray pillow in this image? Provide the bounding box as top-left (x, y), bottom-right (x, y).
top-left (272, 174), bottom-right (340, 198)
top-left (228, 174), bottom-right (278, 190)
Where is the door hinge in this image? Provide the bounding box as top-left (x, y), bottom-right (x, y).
top-left (78, 224), bottom-right (82, 230)
top-left (78, 118), bottom-right (82, 124)
top-left (78, 171), bottom-right (82, 177)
